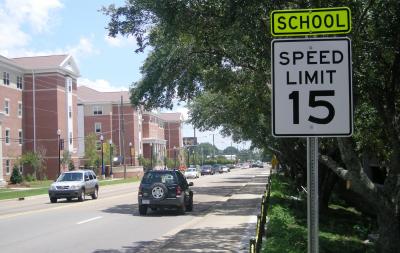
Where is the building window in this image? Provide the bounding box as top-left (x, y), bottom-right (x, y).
top-left (68, 106), bottom-right (72, 118)
top-left (4, 99), bottom-right (9, 115)
top-left (18, 130), bottom-right (22, 145)
top-left (93, 106), bottom-right (103, 115)
top-left (5, 129), bottom-right (10, 144)
top-left (69, 132), bottom-right (73, 145)
top-left (17, 76), bottom-right (23, 89)
top-left (67, 78), bottom-right (72, 92)
top-left (18, 102), bottom-right (22, 117)
top-left (3, 72), bottom-right (9, 85)
top-left (19, 165), bottom-right (23, 173)
top-left (95, 123), bottom-right (102, 133)
top-left (6, 160), bottom-right (10, 174)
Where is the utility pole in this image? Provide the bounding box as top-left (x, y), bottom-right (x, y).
top-left (120, 96), bottom-right (127, 179)
top-left (212, 134), bottom-right (215, 158)
top-left (230, 141), bottom-right (233, 162)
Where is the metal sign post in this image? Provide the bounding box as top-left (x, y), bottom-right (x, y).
top-left (270, 7), bottom-right (353, 253)
top-left (307, 137), bottom-right (319, 253)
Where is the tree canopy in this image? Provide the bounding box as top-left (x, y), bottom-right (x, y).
top-left (103, 1), bottom-right (400, 251)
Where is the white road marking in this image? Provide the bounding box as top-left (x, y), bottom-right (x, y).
top-left (77, 216), bottom-right (103, 225)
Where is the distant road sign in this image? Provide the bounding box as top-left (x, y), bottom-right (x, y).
top-left (271, 7), bottom-right (351, 36)
top-left (183, 137), bottom-right (197, 146)
top-left (272, 37), bottom-right (353, 137)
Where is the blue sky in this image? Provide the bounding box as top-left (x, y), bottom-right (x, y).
top-left (0, 0), bottom-right (249, 150)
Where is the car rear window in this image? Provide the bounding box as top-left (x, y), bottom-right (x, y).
top-left (141, 172), bottom-right (178, 185)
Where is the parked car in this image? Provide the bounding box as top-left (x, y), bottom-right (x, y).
top-left (138, 170), bottom-right (194, 215)
top-left (48, 170), bottom-right (99, 203)
top-left (201, 165), bottom-right (214, 175)
top-left (251, 162), bottom-right (264, 168)
top-left (212, 164), bottom-right (223, 174)
top-left (242, 163), bottom-right (250, 169)
top-left (220, 166), bottom-right (230, 173)
top-left (184, 168), bottom-right (200, 179)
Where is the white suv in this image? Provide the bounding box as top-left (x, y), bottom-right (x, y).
top-left (48, 170), bottom-right (99, 203)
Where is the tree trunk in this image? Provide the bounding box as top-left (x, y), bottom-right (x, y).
top-left (376, 207), bottom-right (400, 253)
top-left (319, 166), bottom-right (338, 212)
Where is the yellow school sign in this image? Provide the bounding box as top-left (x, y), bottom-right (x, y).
top-left (271, 7), bottom-right (351, 36)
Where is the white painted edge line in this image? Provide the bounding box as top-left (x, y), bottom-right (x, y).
top-left (77, 216), bottom-right (103, 225)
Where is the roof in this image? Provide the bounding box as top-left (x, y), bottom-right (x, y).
top-left (159, 112), bottom-right (183, 122)
top-left (77, 85), bottom-right (130, 104)
top-left (11, 54), bottom-right (68, 69)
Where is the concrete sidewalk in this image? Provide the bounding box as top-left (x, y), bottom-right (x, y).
top-left (131, 168), bottom-right (270, 253)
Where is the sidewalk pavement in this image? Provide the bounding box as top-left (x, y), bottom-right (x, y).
top-left (131, 168), bottom-right (271, 253)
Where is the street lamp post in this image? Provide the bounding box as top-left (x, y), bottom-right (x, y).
top-left (174, 146), bottom-right (177, 169)
top-left (150, 143), bottom-right (153, 170)
top-left (129, 142), bottom-right (133, 166)
top-left (57, 129), bottom-right (61, 176)
top-left (109, 139), bottom-right (113, 179)
top-left (100, 135), bottom-right (104, 179)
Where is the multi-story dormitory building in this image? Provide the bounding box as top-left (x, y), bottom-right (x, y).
top-left (0, 54), bottom-right (183, 184)
top-left (77, 86), bottom-right (183, 171)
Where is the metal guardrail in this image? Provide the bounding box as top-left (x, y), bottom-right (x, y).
top-left (250, 175), bottom-right (272, 253)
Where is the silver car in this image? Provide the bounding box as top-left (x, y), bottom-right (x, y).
top-left (48, 170), bottom-right (99, 203)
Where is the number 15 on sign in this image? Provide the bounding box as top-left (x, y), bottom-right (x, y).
top-left (271, 38), bottom-right (353, 137)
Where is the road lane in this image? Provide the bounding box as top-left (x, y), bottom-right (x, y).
top-left (0, 167), bottom-right (268, 253)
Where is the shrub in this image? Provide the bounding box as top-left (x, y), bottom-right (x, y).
top-left (24, 173), bottom-right (36, 182)
top-left (10, 165), bottom-right (23, 184)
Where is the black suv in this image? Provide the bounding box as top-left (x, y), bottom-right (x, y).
top-left (138, 170), bottom-right (194, 215)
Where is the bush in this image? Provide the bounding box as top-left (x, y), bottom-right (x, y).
top-left (24, 173), bottom-right (36, 182)
top-left (10, 166), bottom-right (23, 184)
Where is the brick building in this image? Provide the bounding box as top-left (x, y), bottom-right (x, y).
top-left (77, 86), bottom-right (142, 167)
top-left (159, 113), bottom-right (184, 159)
top-left (0, 55), bottom-right (24, 184)
top-left (0, 54), bottom-right (80, 180)
top-left (0, 53), bottom-right (184, 183)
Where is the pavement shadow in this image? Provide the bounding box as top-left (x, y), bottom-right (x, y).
top-left (93, 223), bottom-right (251, 253)
top-left (101, 181), bottom-right (267, 218)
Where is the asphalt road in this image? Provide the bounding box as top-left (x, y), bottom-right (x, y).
top-left (0, 167), bottom-right (269, 253)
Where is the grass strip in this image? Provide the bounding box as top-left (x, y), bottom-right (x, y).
top-left (262, 175), bottom-right (375, 253)
top-left (0, 177), bottom-right (140, 200)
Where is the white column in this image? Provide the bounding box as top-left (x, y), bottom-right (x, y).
top-left (0, 112), bottom-right (6, 187)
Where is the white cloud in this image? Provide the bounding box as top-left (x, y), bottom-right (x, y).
top-left (78, 78), bottom-right (129, 92)
top-left (0, 0), bottom-right (63, 54)
top-left (0, 36), bottom-right (98, 64)
top-left (5, 0), bottom-right (63, 33)
top-left (104, 34), bottom-right (137, 48)
top-left (67, 37), bottom-right (99, 59)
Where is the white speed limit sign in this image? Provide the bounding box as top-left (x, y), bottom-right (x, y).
top-left (271, 37), bottom-right (353, 137)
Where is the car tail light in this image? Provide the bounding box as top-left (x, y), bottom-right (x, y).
top-left (138, 186), bottom-right (143, 196)
top-left (176, 186), bottom-right (182, 196)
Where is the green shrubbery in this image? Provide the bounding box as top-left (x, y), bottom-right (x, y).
top-left (10, 165), bottom-right (23, 184)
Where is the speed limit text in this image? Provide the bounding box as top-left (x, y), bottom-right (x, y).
top-left (279, 50), bottom-right (343, 85)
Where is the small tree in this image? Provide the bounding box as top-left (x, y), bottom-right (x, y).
top-left (138, 155), bottom-right (151, 170)
top-left (21, 150), bottom-right (45, 179)
top-left (10, 165), bottom-right (23, 184)
top-left (61, 151), bottom-right (72, 171)
top-left (84, 133), bottom-right (100, 167)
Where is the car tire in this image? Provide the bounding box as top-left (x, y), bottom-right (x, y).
top-left (179, 203), bottom-right (186, 215)
top-left (50, 197), bottom-right (57, 203)
top-left (186, 193), bottom-right (193, 212)
top-left (91, 186), bottom-right (98, 200)
top-left (78, 188), bottom-right (85, 202)
top-left (150, 183), bottom-right (168, 200)
top-left (139, 205), bottom-right (148, 215)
